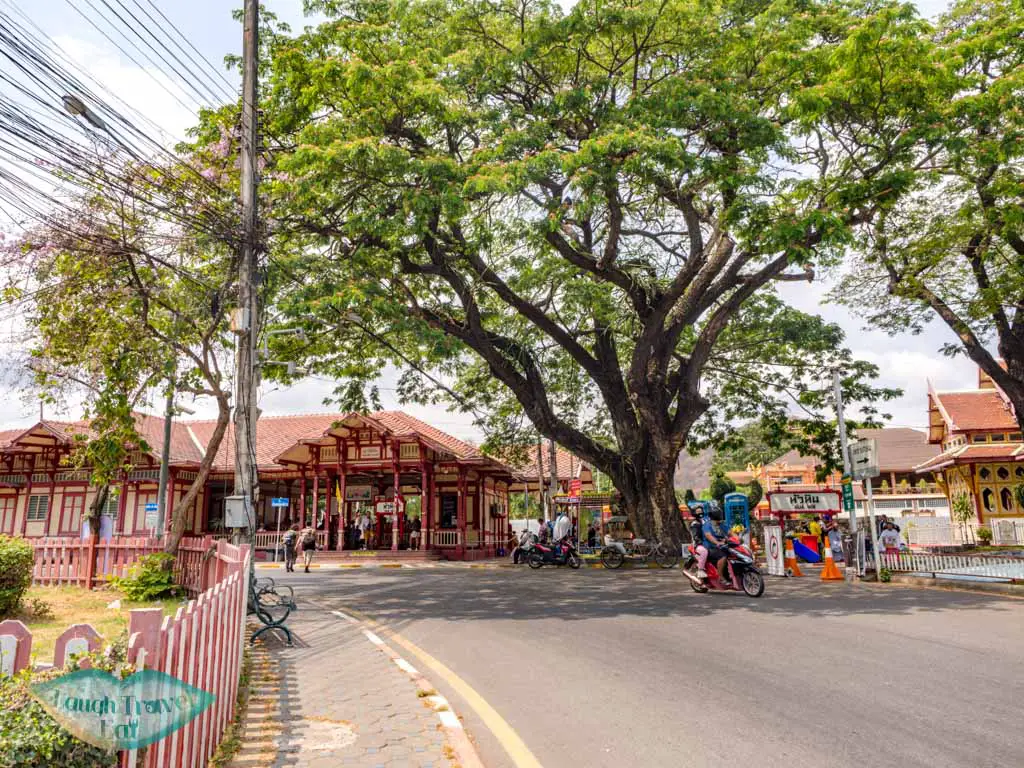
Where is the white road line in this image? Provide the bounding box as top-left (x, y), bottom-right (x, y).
top-left (438, 710), bottom-right (462, 729)
top-left (394, 658), bottom-right (418, 675)
top-left (363, 630), bottom-right (385, 646)
top-left (331, 610), bottom-right (359, 624)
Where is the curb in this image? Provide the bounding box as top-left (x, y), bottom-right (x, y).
top-left (330, 609), bottom-right (485, 768)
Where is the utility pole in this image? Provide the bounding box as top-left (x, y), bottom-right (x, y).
top-left (833, 372), bottom-right (859, 573)
top-left (233, 0), bottom-right (260, 548)
top-left (155, 382), bottom-right (174, 540)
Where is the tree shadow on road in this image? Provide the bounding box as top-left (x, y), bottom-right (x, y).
top-left (290, 568), bottom-right (1023, 627)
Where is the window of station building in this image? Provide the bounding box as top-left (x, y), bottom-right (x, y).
top-left (1000, 488), bottom-right (1014, 513)
top-left (972, 434), bottom-right (987, 444)
top-left (979, 467), bottom-right (991, 480)
top-left (997, 466), bottom-right (1010, 480)
top-left (26, 494), bottom-right (50, 522)
top-left (982, 488), bottom-right (995, 512)
top-left (1010, 433), bottom-right (1024, 442)
top-left (1017, 467), bottom-right (1024, 479)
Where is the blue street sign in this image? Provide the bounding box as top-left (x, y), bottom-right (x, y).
top-left (271, 497), bottom-right (289, 508)
top-left (144, 502), bottom-right (158, 513)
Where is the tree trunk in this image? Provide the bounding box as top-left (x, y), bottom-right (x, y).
top-left (547, 438), bottom-right (559, 508)
top-left (86, 484), bottom-right (109, 537)
top-left (163, 394), bottom-right (231, 555)
top-left (613, 451), bottom-right (685, 546)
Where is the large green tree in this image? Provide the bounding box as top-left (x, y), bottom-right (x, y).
top-left (837, 0), bottom-right (1024, 430)
top-left (255, 0), bottom-right (929, 541)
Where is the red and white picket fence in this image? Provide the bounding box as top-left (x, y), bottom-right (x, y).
top-left (0, 540), bottom-right (251, 766)
top-left (30, 535), bottom-right (221, 593)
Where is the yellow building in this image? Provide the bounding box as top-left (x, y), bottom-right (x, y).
top-left (915, 367), bottom-right (1024, 523)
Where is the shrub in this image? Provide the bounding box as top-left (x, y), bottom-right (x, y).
top-left (879, 567), bottom-right (892, 583)
top-left (977, 526), bottom-right (993, 545)
top-left (0, 535), bottom-right (35, 619)
top-left (110, 552), bottom-right (180, 601)
top-left (0, 641), bottom-right (128, 768)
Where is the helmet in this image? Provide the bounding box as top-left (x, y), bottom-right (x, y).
top-left (709, 502), bottom-right (724, 522)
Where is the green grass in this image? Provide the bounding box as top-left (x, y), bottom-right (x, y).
top-left (19, 585), bottom-right (184, 664)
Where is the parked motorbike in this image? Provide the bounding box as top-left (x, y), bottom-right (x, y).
top-left (681, 535), bottom-right (764, 597)
top-left (527, 537), bottom-right (582, 569)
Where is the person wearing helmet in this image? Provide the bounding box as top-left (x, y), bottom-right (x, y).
top-left (688, 505), bottom-right (709, 579)
top-left (701, 502), bottom-right (732, 586)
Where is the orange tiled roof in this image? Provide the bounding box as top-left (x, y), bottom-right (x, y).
top-left (515, 442), bottom-right (587, 481)
top-left (914, 443), bottom-right (1024, 473)
top-left (933, 390), bottom-right (1018, 432)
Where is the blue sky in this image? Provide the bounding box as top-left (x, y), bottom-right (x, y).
top-left (0, 0), bottom-right (976, 439)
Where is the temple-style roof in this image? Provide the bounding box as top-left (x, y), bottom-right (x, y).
top-left (914, 442), bottom-right (1024, 473)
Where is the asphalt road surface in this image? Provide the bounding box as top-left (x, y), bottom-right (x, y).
top-left (275, 567), bottom-right (1024, 768)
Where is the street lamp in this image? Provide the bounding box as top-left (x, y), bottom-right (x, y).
top-left (62, 94), bottom-right (108, 131)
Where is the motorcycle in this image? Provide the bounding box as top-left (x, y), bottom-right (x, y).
top-left (527, 537), bottom-right (582, 569)
top-left (681, 534), bottom-right (764, 597)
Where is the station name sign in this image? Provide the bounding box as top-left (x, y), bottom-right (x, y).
top-left (768, 492), bottom-right (841, 513)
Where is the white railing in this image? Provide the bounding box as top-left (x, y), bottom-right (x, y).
top-left (432, 529), bottom-right (461, 548)
top-left (898, 518), bottom-right (978, 547)
top-left (990, 518), bottom-right (1024, 546)
top-left (880, 551), bottom-right (1024, 580)
top-left (253, 530), bottom-right (328, 550)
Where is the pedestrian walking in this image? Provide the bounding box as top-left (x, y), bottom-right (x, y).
top-left (409, 516), bottom-right (421, 550)
top-left (282, 524), bottom-right (299, 572)
top-left (357, 511), bottom-right (371, 550)
top-left (300, 525), bottom-right (317, 572)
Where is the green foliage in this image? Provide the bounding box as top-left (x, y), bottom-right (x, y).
top-left (711, 422), bottom-right (795, 476)
top-left (976, 526), bottom-right (993, 545)
top-left (709, 473), bottom-right (736, 507)
top-left (0, 536), bottom-right (35, 619)
top-left (1015, 484), bottom-right (1024, 511)
top-left (879, 568), bottom-right (892, 583)
top-left (0, 642), bottom-right (128, 768)
top-left (951, 492), bottom-right (974, 525)
top-left (745, 479), bottom-right (764, 510)
top-left (833, 0), bottom-right (1024, 431)
top-left (509, 494), bottom-right (541, 520)
top-left (109, 553), bottom-right (180, 602)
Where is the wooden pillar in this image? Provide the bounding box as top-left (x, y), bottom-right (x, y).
top-left (299, 471), bottom-right (307, 527)
top-left (312, 446), bottom-right (321, 529)
top-left (47, 465), bottom-right (57, 536)
top-left (419, 443), bottom-right (428, 551)
top-left (337, 437), bottom-right (346, 551)
top-left (19, 454), bottom-right (35, 536)
top-left (165, 470), bottom-right (176, 536)
top-left (391, 440), bottom-right (400, 551)
top-left (457, 465), bottom-right (467, 553)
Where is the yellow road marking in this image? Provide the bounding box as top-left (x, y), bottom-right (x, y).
top-left (339, 606), bottom-right (543, 768)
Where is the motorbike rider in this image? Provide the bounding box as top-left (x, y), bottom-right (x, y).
top-left (702, 502), bottom-right (733, 586)
top-left (688, 506), bottom-right (709, 580)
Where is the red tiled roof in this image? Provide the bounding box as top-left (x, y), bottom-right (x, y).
top-left (516, 442), bottom-right (587, 481)
top-left (370, 411), bottom-right (482, 460)
top-left (933, 390), bottom-right (1018, 432)
top-left (914, 443), bottom-right (1024, 472)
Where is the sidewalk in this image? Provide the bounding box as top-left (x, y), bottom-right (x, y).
top-left (228, 603), bottom-right (458, 768)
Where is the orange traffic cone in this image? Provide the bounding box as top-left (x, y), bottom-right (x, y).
top-left (820, 536), bottom-right (844, 581)
top-left (783, 537), bottom-right (803, 577)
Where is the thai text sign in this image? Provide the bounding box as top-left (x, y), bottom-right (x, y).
top-left (32, 668), bottom-right (214, 750)
top-left (768, 492), bottom-right (841, 513)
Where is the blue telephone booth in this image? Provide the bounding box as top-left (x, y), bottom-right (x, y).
top-left (723, 492), bottom-right (750, 533)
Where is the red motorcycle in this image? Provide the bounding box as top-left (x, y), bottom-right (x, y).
top-left (682, 534), bottom-right (764, 597)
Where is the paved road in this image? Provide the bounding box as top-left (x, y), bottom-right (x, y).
top-left (274, 568), bottom-right (1024, 768)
